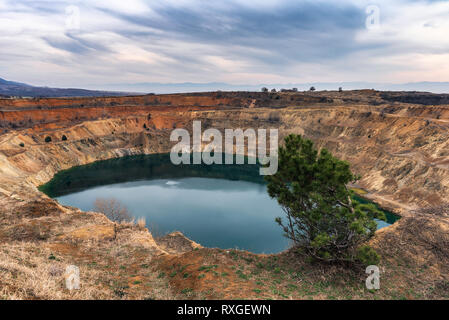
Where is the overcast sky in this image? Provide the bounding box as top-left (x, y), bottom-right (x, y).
top-left (0, 0), bottom-right (448, 89)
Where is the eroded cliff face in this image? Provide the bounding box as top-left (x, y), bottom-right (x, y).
top-left (1, 90), bottom-right (449, 214)
top-left (0, 91), bottom-right (448, 300)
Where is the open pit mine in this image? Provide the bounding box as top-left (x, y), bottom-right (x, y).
top-left (0, 90), bottom-right (448, 300)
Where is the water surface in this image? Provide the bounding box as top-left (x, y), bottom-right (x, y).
top-left (40, 154), bottom-right (399, 253)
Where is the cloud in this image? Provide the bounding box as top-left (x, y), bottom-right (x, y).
top-left (0, 0), bottom-right (448, 88)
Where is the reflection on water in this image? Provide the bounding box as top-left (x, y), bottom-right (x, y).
top-left (40, 154), bottom-right (399, 254)
top-left (55, 177), bottom-right (287, 253)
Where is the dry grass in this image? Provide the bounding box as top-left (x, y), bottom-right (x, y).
top-left (0, 242), bottom-right (109, 300)
top-left (370, 215), bottom-right (449, 299)
top-left (1, 197), bottom-right (448, 300)
top-left (136, 217), bottom-right (146, 230)
top-left (0, 198), bottom-right (178, 300)
top-left (0, 235), bottom-right (180, 300)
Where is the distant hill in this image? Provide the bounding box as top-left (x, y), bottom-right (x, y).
top-left (0, 77), bottom-right (140, 98)
top-left (2, 77), bottom-right (449, 97)
top-left (104, 81), bottom-right (449, 94)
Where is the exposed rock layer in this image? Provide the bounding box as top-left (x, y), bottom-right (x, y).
top-left (1, 90), bottom-right (449, 215)
top-left (1, 90), bottom-right (448, 299)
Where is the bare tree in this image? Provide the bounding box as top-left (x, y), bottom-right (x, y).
top-left (94, 198), bottom-right (132, 223)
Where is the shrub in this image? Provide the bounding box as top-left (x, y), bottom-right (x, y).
top-left (265, 134), bottom-right (385, 263)
top-left (19, 143), bottom-right (25, 147)
top-left (94, 198), bottom-right (132, 223)
top-left (61, 135), bottom-right (67, 141)
top-left (44, 136), bottom-right (52, 143)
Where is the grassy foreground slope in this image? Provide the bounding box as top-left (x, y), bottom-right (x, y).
top-left (0, 199), bottom-right (447, 299)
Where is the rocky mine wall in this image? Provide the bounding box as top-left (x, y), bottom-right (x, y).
top-left (1, 92), bottom-right (449, 217)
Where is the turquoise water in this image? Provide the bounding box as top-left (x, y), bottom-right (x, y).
top-left (40, 154), bottom-right (399, 253)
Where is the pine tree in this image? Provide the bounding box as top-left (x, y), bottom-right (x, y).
top-left (265, 134), bottom-right (385, 264)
